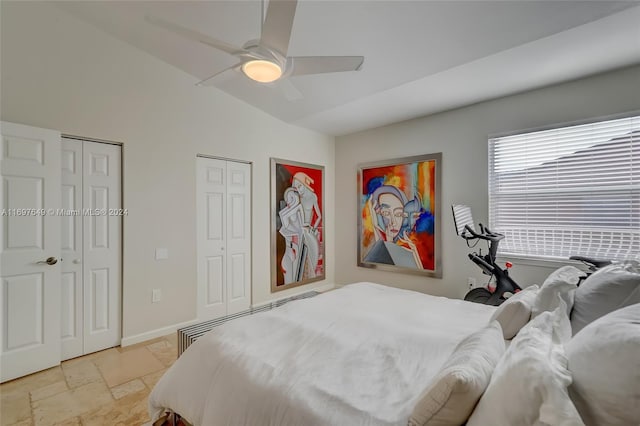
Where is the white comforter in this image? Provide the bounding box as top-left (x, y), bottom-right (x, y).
top-left (149, 282), bottom-right (497, 426)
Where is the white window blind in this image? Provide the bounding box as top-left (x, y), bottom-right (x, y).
top-left (489, 115), bottom-right (639, 262)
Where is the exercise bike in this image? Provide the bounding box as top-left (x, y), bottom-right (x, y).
top-left (568, 255), bottom-right (612, 285)
top-left (452, 205), bottom-right (521, 306)
top-left (568, 255), bottom-right (612, 273)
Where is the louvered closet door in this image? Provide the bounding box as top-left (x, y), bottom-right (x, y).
top-left (0, 121), bottom-right (61, 383)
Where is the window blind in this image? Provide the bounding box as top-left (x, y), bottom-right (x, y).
top-left (488, 115), bottom-right (639, 262)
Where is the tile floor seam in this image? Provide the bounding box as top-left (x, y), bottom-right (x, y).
top-left (92, 357), bottom-right (114, 397)
top-left (62, 365), bottom-right (71, 389)
top-left (2, 334), bottom-right (177, 426)
top-left (144, 346), bottom-right (167, 371)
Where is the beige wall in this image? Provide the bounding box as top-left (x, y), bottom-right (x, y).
top-left (336, 65), bottom-right (640, 298)
top-left (3, 2), bottom-right (640, 341)
top-left (0, 2), bottom-right (335, 339)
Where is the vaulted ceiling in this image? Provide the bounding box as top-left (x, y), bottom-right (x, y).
top-left (56, 1), bottom-right (640, 135)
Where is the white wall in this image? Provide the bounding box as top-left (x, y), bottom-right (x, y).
top-left (336, 65), bottom-right (640, 299)
top-left (0, 2), bottom-right (335, 339)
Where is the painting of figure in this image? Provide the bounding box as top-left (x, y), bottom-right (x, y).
top-left (271, 158), bottom-right (325, 292)
top-left (358, 153), bottom-right (442, 277)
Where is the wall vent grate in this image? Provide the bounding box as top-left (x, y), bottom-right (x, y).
top-left (177, 291), bottom-right (319, 356)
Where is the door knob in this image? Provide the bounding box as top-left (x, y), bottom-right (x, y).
top-left (37, 257), bottom-right (58, 266)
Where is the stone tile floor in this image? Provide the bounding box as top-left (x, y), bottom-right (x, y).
top-left (1, 333), bottom-right (177, 426)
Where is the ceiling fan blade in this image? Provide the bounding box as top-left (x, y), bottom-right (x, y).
top-left (146, 15), bottom-right (245, 56)
top-left (261, 0), bottom-right (298, 56)
top-left (276, 78), bottom-right (303, 101)
top-left (196, 63), bottom-right (242, 87)
top-left (289, 56), bottom-right (364, 76)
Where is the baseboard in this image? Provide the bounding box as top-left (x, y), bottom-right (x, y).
top-left (121, 318), bottom-right (199, 347)
top-left (251, 282), bottom-right (336, 309)
top-left (317, 283), bottom-right (338, 292)
top-left (122, 283), bottom-right (336, 347)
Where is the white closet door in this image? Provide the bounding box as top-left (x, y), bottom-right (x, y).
top-left (0, 121), bottom-right (61, 383)
top-left (82, 141), bottom-right (121, 354)
top-left (61, 138), bottom-right (84, 360)
top-left (225, 161), bottom-right (251, 315)
top-left (197, 157), bottom-right (228, 320)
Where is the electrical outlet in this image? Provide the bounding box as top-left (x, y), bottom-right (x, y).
top-left (467, 277), bottom-right (476, 289)
top-left (152, 289), bottom-right (162, 303)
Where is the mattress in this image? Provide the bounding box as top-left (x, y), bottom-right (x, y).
top-left (149, 282), bottom-right (497, 426)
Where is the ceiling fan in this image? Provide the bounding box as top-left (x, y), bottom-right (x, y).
top-left (147, 0), bottom-right (364, 96)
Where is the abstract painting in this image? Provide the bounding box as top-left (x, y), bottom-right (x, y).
top-left (358, 153), bottom-right (442, 277)
top-left (271, 158), bottom-right (325, 292)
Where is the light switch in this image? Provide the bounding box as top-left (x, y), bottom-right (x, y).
top-left (155, 248), bottom-right (169, 260)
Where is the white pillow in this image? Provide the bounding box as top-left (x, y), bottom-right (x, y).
top-left (490, 285), bottom-right (538, 339)
top-left (408, 321), bottom-right (505, 426)
top-left (532, 266), bottom-right (584, 318)
top-left (566, 303), bottom-right (640, 426)
top-left (467, 304), bottom-right (584, 426)
top-left (570, 263), bottom-right (640, 335)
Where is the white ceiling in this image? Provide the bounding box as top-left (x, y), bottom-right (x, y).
top-left (56, 1), bottom-right (640, 136)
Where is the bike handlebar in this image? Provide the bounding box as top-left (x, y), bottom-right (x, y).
top-left (569, 256), bottom-right (612, 269)
top-left (463, 224), bottom-right (504, 242)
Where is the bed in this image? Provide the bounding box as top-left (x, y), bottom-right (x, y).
top-left (149, 266), bottom-right (640, 426)
top-left (149, 283), bottom-right (496, 425)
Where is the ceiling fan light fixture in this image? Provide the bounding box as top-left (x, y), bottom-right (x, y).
top-left (242, 59), bottom-right (282, 83)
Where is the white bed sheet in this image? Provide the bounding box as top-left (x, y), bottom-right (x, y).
top-left (148, 282), bottom-right (497, 426)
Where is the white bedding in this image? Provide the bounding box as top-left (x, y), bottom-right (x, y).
top-left (148, 282), bottom-right (497, 426)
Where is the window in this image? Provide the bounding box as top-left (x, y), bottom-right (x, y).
top-left (489, 115), bottom-right (639, 262)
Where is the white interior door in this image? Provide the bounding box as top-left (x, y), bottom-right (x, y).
top-left (82, 141), bottom-right (121, 354)
top-left (225, 161), bottom-right (251, 315)
top-left (0, 121), bottom-right (61, 383)
top-left (197, 157), bottom-right (228, 320)
top-left (60, 138), bottom-right (83, 360)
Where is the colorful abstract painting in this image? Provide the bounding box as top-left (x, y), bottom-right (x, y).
top-left (271, 158), bottom-right (325, 292)
top-left (358, 153), bottom-right (442, 277)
